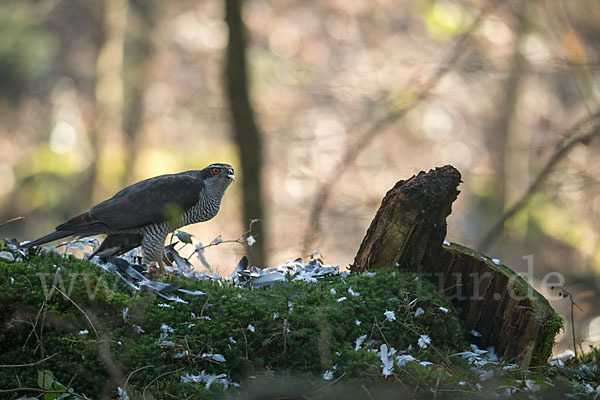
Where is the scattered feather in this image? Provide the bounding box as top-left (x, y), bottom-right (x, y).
top-left (379, 344), bottom-right (397, 377)
top-left (491, 258), bottom-right (500, 265)
top-left (158, 293), bottom-right (188, 303)
top-left (337, 297), bottom-right (347, 302)
top-left (438, 306), bottom-right (449, 313)
top-left (384, 310), bottom-right (396, 322)
top-left (330, 288), bottom-right (337, 295)
top-left (414, 307), bottom-right (424, 317)
top-left (78, 329), bottom-right (89, 335)
top-left (181, 372), bottom-right (238, 390)
top-left (348, 287), bottom-right (360, 297)
top-left (323, 370), bottom-right (334, 380)
top-left (418, 334), bottom-right (431, 349)
top-left (0, 251), bottom-right (14, 262)
top-left (355, 319), bottom-right (361, 326)
top-left (477, 369), bottom-right (494, 382)
top-left (396, 354), bottom-right (415, 366)
top-left (355, 334), bottom-right (368, 351)
top-left (247, 324), bottom-right (255, 333)
top-left (550, 350), bottom-right (575, 367)
top-left (202, 352), bottom-right (226, 362)
top-left (117, 387), bottom-right (130, 400)
top-left (246, 235), bottom-right (256, 246)
top-left (471, 330), bottom-right (482, 337)
top-left (196, 243), bottom-right (213, 272)
top-left (178, 289), bottom-right (206, 296)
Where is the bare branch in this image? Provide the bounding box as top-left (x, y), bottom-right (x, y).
top-left (0, 353), bottom-right (57, 368)
top-left (479, 109), bottom-right (600, 250)
top-left (0, 216), bottom-right (24, 228)
top-left (302, 0), bottom-right (503, 253)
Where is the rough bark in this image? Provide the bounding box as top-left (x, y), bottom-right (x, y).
top-left (352, 165), bottom-right (461, 272)
top-left (351, 165), bottom-right (560, 368)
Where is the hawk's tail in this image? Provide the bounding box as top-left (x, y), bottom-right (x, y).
top-left (20, 230), bottom-right (75, 249)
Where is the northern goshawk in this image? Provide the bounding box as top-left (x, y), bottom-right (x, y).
top-left (21, 163), bottom-right (235, 272)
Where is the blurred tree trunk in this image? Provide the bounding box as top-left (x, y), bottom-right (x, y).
top-left (90, 0), bottom-right (129, 201)
top-left (481, 3), bottom-right (527, 251)
top-left (224, 0), bottom-right (266, 267)
top-left (123, 0), bottom-right (158, 184)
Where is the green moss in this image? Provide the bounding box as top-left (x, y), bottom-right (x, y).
top-left (0, 248), bottom-right (578, 398)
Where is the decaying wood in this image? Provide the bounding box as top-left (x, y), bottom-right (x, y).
top-left (351, 165), bottom-right (560, 368)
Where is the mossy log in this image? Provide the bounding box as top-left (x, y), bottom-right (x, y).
top-left (350, 165), bottom-right (561, 368)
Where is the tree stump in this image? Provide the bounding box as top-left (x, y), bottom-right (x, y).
top-left (350, 165), bottom-right (561, 368)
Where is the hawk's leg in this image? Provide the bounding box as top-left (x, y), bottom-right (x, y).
top-left (142, 231), bottom-right (170, 274)
top-left (158, 253), bottom-right (173, 274)
top-left (157, 260), bottom-right (167, 274)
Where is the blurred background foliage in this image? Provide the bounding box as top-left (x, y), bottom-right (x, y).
top-left (1, 0), bottom-right (600, 354)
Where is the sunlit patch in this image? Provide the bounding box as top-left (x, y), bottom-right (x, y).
top-left (269, 21), bottom-right (300, 58)
top-left (588, 316), bottom-right (600, 343)
top-left (0, 163), bottom-right (15, 196)
top-left (442, 141), bottom-right (472, 169)
top-left (50, 121), bottom-right (77, 154)
top-left (480, 17), bottom-right (513, 46)
top-left (423, 1), bottom-right (472, 39)
top-left (422, 106), bottom-right (454, 141)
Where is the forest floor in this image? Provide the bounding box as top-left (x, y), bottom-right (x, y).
top-left (0, 242), bottom-right (598, 399)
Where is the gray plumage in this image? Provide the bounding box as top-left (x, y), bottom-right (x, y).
top-left (22, 163), bottom-right (234, 267)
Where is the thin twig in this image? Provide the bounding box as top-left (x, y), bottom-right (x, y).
top-left (361, 385), bottom-right (375, 400)
top-left (311, 372), bottom-right (347, 394)
top-left (479, 110), bottom-right (600, 250)
top-left (184, 219), bottom-right (260, 261)
top-left (142, 367), bottom-right (185, 399)
top-left (302, 0), bottom-right (503, 253)
top-left (125, 364), bottom-right (154, 388)
top-left (557, 288), bottom-right (583, 358)
top-left (0, 353), bottom-right (57, 368)
top-left (432, 368), bottom-right (442, 400)
top-left (0, 388), bottom-right (72, 394)
top-left (200, 294), bottom-right (212, 317)
top-left (22, 300), bottom-right (46, 351)
top-left (0, 216), bottom-right (24, 228)
top-left (52, 285), bottom-right (99, 337)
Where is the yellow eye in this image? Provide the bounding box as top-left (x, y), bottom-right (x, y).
top-left (212, 167), bottom-right (221, 174)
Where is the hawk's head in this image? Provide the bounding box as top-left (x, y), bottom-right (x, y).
top-left (202, 163), bottom-right (235, 193)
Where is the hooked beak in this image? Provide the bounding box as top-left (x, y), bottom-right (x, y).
top-left (227, 169), bottom-right (235, 182)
